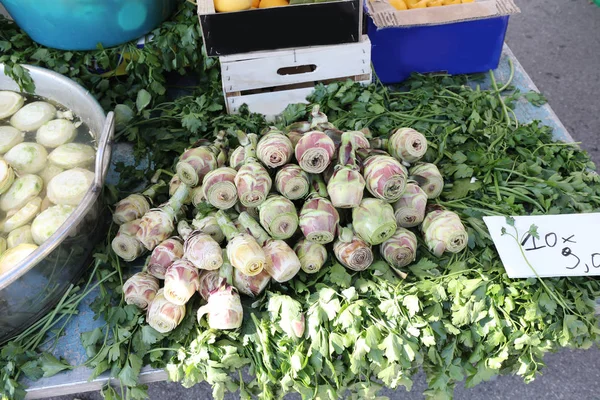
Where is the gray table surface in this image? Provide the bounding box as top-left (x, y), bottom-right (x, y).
top-left (22, 44), bottom-right (574, 399)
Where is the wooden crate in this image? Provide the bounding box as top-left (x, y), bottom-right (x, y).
top-left (220, 36), bottom-right (372, 120)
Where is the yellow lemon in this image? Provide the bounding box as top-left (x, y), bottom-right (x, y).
top-left (259, 0), bottom-right (288, 7)
top-left (214, 0), bottom-right (252, 12)
top-left (427, 0), bottom-right (444, 6)
top-left (252, 0), bottom-right (260, 7)
top-left (390, 0), bottom-right (408, 9)
top-left (461, 0), bottom-right (474, 2)
top-left (442, 0), bottom-right (461, 4)
top-left (408, 0), bottom-right (428, 8)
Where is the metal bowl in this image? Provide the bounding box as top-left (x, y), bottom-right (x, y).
top-left (0, 64), bottom-right (114, 343)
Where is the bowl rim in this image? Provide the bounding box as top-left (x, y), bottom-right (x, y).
top-left (0, 64), bottom-right (113, 290)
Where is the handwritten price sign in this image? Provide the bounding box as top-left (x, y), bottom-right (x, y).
top-left (483, 214), bottom-right (600, 278)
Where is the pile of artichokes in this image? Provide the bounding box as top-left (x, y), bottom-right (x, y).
top-left (114, 106), bottom-right (468, 333)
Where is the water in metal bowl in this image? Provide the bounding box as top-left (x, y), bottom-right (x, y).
top-left (0, 64), bottom-right (114, 343)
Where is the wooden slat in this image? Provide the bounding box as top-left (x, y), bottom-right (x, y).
top-left (220, 38), bottom-right (371, 93)
top-left (226, 76), bottom-right (371, 120)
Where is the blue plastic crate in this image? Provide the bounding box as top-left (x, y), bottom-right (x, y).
top-left (366, 14), bottom-right (510, 84)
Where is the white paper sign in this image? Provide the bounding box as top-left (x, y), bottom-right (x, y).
top-left (483, 214), bottom-right (600, 278)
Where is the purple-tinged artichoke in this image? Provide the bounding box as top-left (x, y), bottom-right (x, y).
top-left (295, 131), bottom-right (335, 174)
top-left (409, 163), bottom-right (444, 199)
top-left (111, 219), bottom-right (146, 262)
top-left (352, 198), bottom-right (397, 245)
top-left (147, 237), bottom-right (184, 279)
top-left (123, 272), bottom-right (160, 310)
top-left (235, 131), bottom-right (272, 207)
top-left (275, 164), bottom-right (310, 200)
top-left (147, 289), bottom-right (186, 333)
top-left (421, 209), bottom-right (468, 257)
top-left (164, 259), bottom-right (201, 306)
top-left (380, 227), bottom-right (418, 270)
top-left (258, 195), bottom-right (298, 240)
top-left (333, 226), bottom-right (374, 271)
top-left (216, 210), bottom-right (266, 276)
top-left (202, 167), bottom-right (238, 210)
top-left (327, 132), bottom-right (365, 208)
top-left (393, 183), bottom-right (428, 228)
top-left (362, 154), bottom-right (408, 203)
top-left (197, 285), bottom-right (243, 330)
top-left (113, 181), bottom-right (165, 225)
top-left (294, 238), bottom-right (327, 274)
top-left (257, 127), bottom-right (293, 168)
top-left (184, 230), bottom-right (223, 271)
top-left (388, 127), bottom-right (428, 164)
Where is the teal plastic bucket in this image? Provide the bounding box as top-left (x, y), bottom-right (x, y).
top-left (0, 0), bottom-right (179, 51)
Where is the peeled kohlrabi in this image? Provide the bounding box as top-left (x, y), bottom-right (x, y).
top-left (31, 204), bottom-right (75, 245)
top-left (3, 197), bottom-right (42, 233)
top-left (10, 101), bottom-right (57, 132)
top-left (40, 164), bottom-right (64, 187)
top-left (0, 160), bottom-right (15, 195)
top-left (0, 174), bottom-right (43, 212)
top-left (3, 142), bottom-right (48, 174)
top-left (36, 119), bottom-right (78, 148)
top-left (0, 91), bottom-right (25, 120)
top-left (0, 126), bottom-right (24, 154)
top-left (48, 143), bottom-right (95, 169)
top-left (7, 225), bottom-right (34, 248)
top-left (47, 168), bottom-right (95, 206)
top-left (0, 243), bottom-right (38, 276)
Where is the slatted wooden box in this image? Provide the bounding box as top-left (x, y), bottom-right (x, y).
top-left (220, 36), bottom-right (372, 120)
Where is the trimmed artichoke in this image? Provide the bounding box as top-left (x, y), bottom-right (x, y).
top-left (0, 126), bottom-right (24, 154)
top-left (202, 167), bottom-right (238, 210)
top-left (256, 128), bottom-right (293, 168)
top-left (327, 132), bottom-right (365, 208)
top-left (0, 91), bottom-right (24, 120)
top-left (409, 163), bottom-right (444, 199)
top-left (176, 145), bottom-right (218, 187)
top-left (197, 285), bottom-right (243, 330)
top-left (233, 268), bottom-right (271, 297)
top-left (0, 243), bottom-right (37, 276)
top-left (136, 184), bottom-right (190, 251)
top-left (184, 230), bottom-right (223, 271)
top-left (31, 204), bottom-right (76, 245)
top-left (393, 183), bottom-right (428, 228)
top-left (0, 159), bottom-right (15, 195)
top-left (3, 142), bottom-right (48, 174)
top-left (295, 131), bottom-right (335, 174)
top-left (352, 198), bottom-right (397, 245)
top-left (123, 272), bottom-right (160, 310)
top-left (48, 143), bottom-right (95, 169)
top-left (275, 164), bottom-right (310, 200)
top-left (10, 101), bottom-right (56, 132)
top-left (36, 119), bottom-right (77, 148)
top-left (299, 196), bottom-right (339, 244)
top-left (333, 226), bottom-right (374, 271)
top-left (113, 181), bottom-right (165, 225)
top-left (362, 155), bottom-right (408, 203)
top-left (380, 227), bottom-right (418, 269)
top-left (111, 219), bottom-right (146, 262)
top-left (147, 289), bottom-right (186, 334)
top-left (7, 225), bottom-right (34, 248)
top-left (263, 239), bottom-right (301, 283)
top-left (3, 197), bottom-right (42, 233)
top-left (47, 168), bottom-right (95, 206)
top-left (216, 210), bottom-right (266, 277)
top-left (258, 195), bottom-right (298, 240)
top-left (192, 212), bottom-right (225, 244)
top-left (147, 237), bottom-right (184, 279)
top-left (294, 239), bottom-right (327, 274)
top-left (0, 174), bottom-right (43, 212)
top-left (388, 127), bottom-right (428, 164)
top-left (229, 146), bottom-right (246, 170)
top-left (164, 259), bottom-right (201, 305)
top-left (421, 209), bottom-right (468, 257)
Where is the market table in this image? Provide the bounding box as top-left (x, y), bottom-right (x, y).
top-left (22, 45), bottom-right (575, 399)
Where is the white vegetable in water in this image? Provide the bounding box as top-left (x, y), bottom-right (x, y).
top-left (3, 197), bottom-right (42, 233)
top-left (3, 142), bottom-right (48, 174)
top-left (0, 91), bottom-right (25, 120)
top-left (31, 204), bottom-right (76, 245)
top-left (0, 174), bottom-right (43, 212)
top-left (0, 160), bottom-right (15, 195)
top-left (40, 164), bottom-right (64, 187)
top-left (10, 101), bottom-right (57, 132)
top-left (0, 237), bottom-right (6, 255)
top-left (36, 119), bottom-right (77, 148)
top-left (7, 225), bottom-right (34, 248)
top-left (0, 126), bottom-right (24, 154)
top-left (0, 243), bottom-right (38, 276)
top-left (47, 168), bottom-right (95, 206)
top-left (48, 143), bottom-right (95, 169)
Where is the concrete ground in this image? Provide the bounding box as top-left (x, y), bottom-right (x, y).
top-left (50, 0), bottom-right (600, 399)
